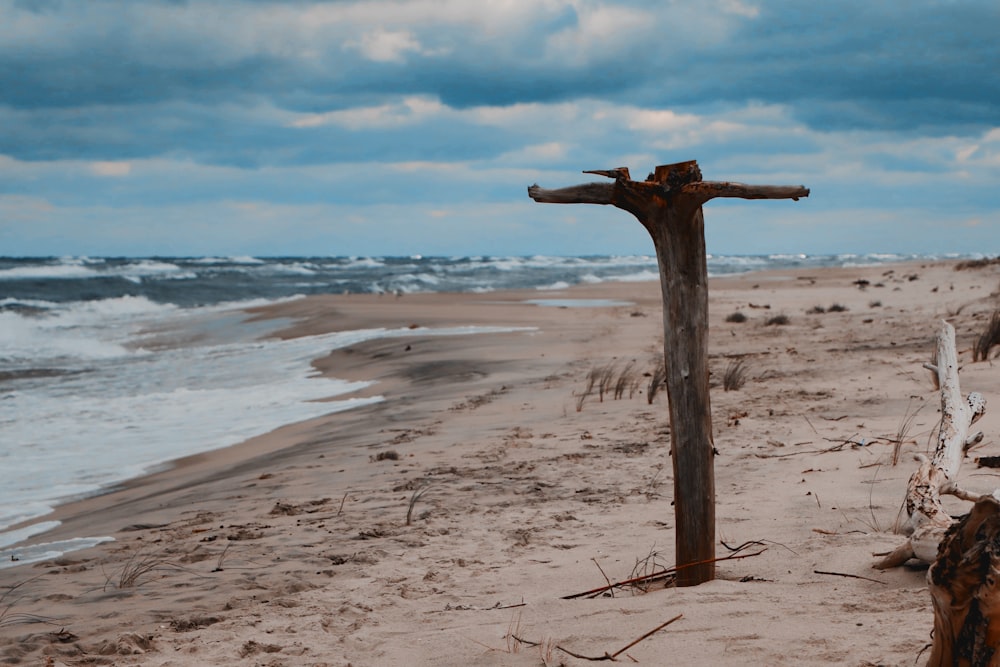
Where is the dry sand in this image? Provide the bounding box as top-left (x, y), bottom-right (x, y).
top-left (3, 259), bottom-right (1000, 666)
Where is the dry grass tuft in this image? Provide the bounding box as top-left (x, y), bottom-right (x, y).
top-left (406, 485), bottom-right (432, 526)
top-left (955, 257), bottom-right (1000, 271)
top-left (722, 358), bottom-right (749, 391)
top-left (725, 311), bottom-right (748, 323)
top-left (596, 363), bottom-right (617, 401)
top-left (576, 368), bottom-right (599, 412)
top-left (765, 314), bottom-right (790, 326)
top-left (613, 361), bottom-right (636, 399)
top-left (646, 362), bottom-right (666, 404)
top-left (113, 547), bottom-right (170, 589)
top-left (827, 303), bottom-right (849, 312)
top-left (973, 311), bottom-right (1000, 362)
top-left (578, 357), bottom-right (672, 407)
top-left (504, 610), bottom-right (524, 654)
top-left (0, 576), bottom-right (54, 628)
top-left (891, 399), bottom-right (923, 466)
top-left (577, 361), bottom-right (633, 410)
top-left (928, 346), bottom-right (940, 390)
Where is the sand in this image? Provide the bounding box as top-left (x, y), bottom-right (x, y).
top-left (3, 259), bottom-right (1000, 666)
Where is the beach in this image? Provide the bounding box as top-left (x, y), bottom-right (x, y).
top-left (3, 259), bottom-right (1000, 666)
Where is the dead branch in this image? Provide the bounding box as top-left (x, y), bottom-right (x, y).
top-left (680, 181), bottom-right (810, 201)
top-left (927, 496), bottom-right (1000, 666)
top-left (592, 558), bottom-right (615, 598)
top-left (438, 600), bottom-right (526, 612)
top-left (875, 321), bottom-right (988, 570)
top-left (527, 182), bottom-right (615, 205)
top-left (977, 456), bottom-right (1000, 469)
top-left (813, 569), bottom-right (887, 585)
top-left (563, 546), bottom-right (765, 599)
top-left (512, 614), bottom-right (683, 662)
top-left (609, 614), bottom-right (684, 660)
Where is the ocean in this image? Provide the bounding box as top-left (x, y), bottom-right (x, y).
top-left (0, 253), bottom-right (979, 565)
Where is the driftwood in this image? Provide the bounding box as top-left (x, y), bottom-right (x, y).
top-left (874, 320), bottom-right (1000, 666)
top-left (927, 496), bottom-right (1000, 666)
top-left (528, 161), bottom-right (808, 586)
top-left (874, 321), bottom-right (987, 570)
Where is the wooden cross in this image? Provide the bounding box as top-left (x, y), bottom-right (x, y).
top-left (528, 160), bottom-right (809, 586)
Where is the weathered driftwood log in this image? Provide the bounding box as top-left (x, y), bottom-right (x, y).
top-left (874, 320), bottom-right (1000, 665)
top-left (926, 496), bottom-right (1000, 666)
top-left (875, 321), bottom-right (987, 569)
top-left (528, 162), bottom-right (809, 586)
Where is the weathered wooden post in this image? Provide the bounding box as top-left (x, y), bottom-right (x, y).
top-left (528, 160), bottom-right (809, 586)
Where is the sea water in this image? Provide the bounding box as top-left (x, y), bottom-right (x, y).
top-left (0, 253), bottom-right (983, 565)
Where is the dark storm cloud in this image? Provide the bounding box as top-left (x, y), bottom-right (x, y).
top-left (0, 99), bottom-right (519, 167)
top-left (2, 0), bottom-right (996, 166)
top-left (708, 0), bottom-right (999, 132)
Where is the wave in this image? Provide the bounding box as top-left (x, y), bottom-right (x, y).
top-left (187, 255), bottom-right (266, 265)
top-left (0, 535), bottom-right (116, 569)
top-left (343, 257), bottom-right (387, 269)
top-left (0, 254), bottom-right (990, 309)
top-left (0, 262), bottom-right (99, 280)
top-left (0, 296), bottom-right (176, 365)
top-left (0, 257), bottom-right (196, 283)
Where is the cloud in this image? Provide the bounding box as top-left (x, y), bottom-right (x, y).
top-left (89, 161), bottom-right (132, 177)
top-left (3, 0), bottom-right (998, 132)
top-left (346, 28), bottom-right (427, 63)
top-left (289, 96), bottom-right (447, 129)
top-left (955, 128), bottom-right (1000, 168)
top-left (721, 0), bottom-right (759, 18)
top-left (0, 0), bottom-right (997, 256)
top-left (498, 142), bottom-right (569, 164)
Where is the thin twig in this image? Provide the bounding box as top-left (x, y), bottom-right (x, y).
top-left (498, 601), bottom-right (526, 610)
top-left (755, 438), bottom-right (862, 459)
top-left (611, 614), bottom-right (684, 659)
top-left (867, 463), bottom-right (882, 532)
top-left (591, 558), bottom-right (615, 598)
top-left (723, 537), bottom-right (797, 556)
top-left (337, 491), bottom-right (349, 516)
top-left (211, 543), bottom-right (231, 573)
top-left (720, 539), bottom-right (766, 552)
top-left (512, 615), bottom-right (683, 662)
top-left (813, 569), bottom-right (887, 585)
top-left (439, 599), bottom-right (526, 613)
top-left (563, 547), bottom-right (765, 599)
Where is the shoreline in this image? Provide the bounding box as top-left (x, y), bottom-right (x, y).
top-left (3, 282), bottom-right (651, 550)
top-left (4, 258), bottom-right (1000, 665)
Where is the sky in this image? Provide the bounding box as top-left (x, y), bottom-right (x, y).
top-left (1, 0), bottom-right (998, 258)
